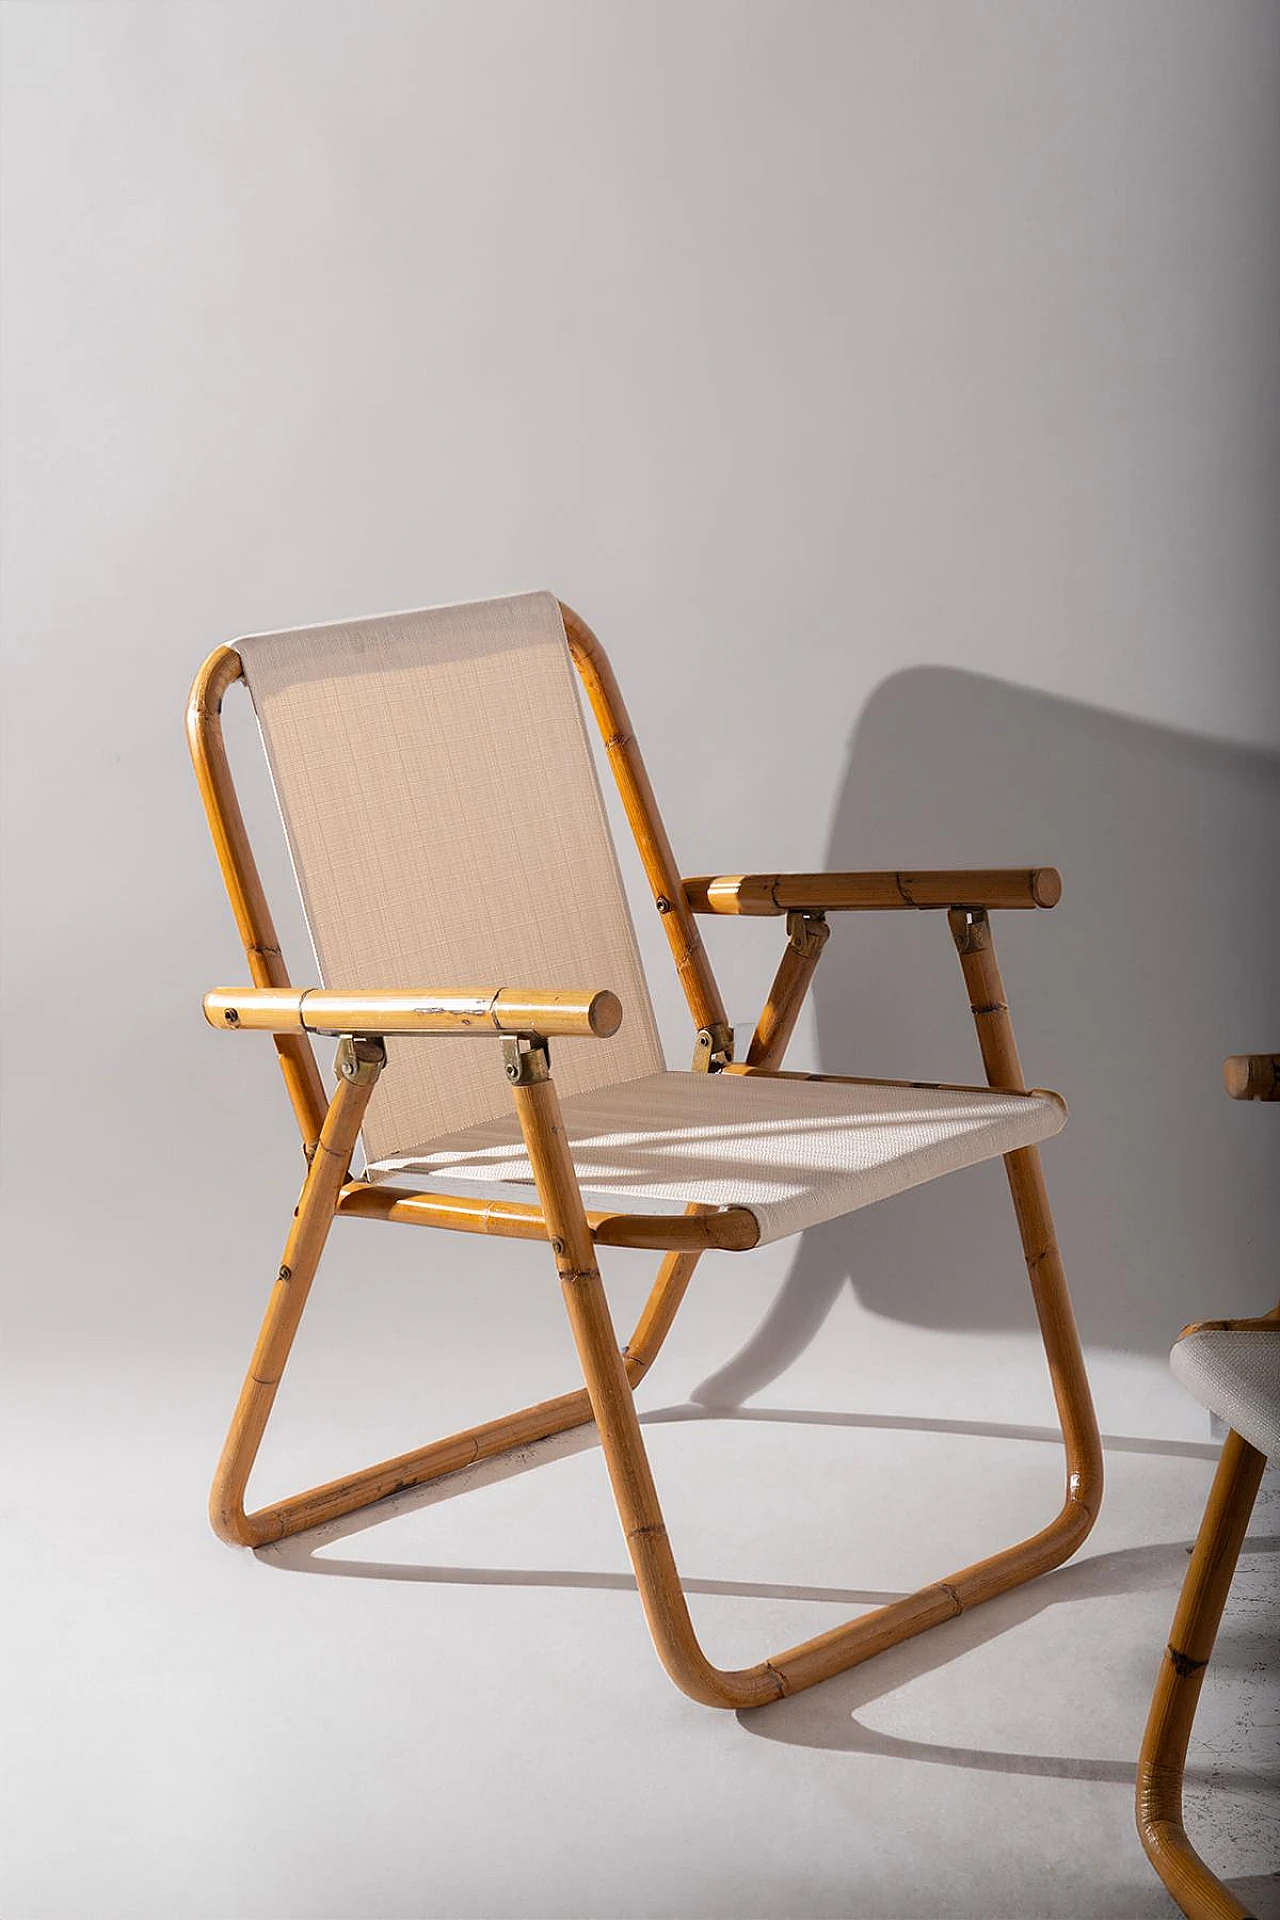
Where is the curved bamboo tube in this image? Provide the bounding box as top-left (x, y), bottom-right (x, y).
top-left (210, 1080), bottom-right (709, 1544)
top-left (560, 602), bottom-right (730, 1047)
top-left (187, 648), bottom-right (327, 1154)
top-left (1136, 1427), bottom-right (1266, 1920)
top-left (210, 1038), bottom-right (385, 1542)
top-left (215, 1251), bottom-right (705, 1547)
top-left (510, 1042), bottom-right (1103, 1709)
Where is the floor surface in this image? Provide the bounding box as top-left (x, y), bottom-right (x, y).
top-left (4, 1229), bottom-right (1276, 1919)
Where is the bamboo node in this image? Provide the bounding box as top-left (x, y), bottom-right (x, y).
top-left (1167, 1645), bottom-right (1208, 1680)
top-left (937, 1580), bottom-right (963, 1614)
top-left (761, 1661), bottom-right (789, 1700)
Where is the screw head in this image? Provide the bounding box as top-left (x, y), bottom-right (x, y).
top-left (224, 1007), bottom-right (240, 1026)
top-left (550, 1236), bottom-right (566, 1256)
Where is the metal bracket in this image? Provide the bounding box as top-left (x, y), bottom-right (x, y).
top-left (334, 1035), bottom-right (387, 1086)
top-left (786, 909), bottom-right (830, 958)
top-left (692, 1022), bottom-right (734, 1073)
top-left (502, 1033), bottom-right (551, 1084)
top-left (948, 907), bottom-right (990, 956)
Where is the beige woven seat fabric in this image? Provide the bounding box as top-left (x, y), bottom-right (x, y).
top-left (1171, 1329), bottom-right (1280, 1458)
top-left (238, 593), bottom-right (664, 1166)
top-left (367, 1069), bottom-right (1067, 1246)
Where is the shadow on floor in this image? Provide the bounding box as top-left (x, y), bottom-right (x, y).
top-left (692, 671), bottom-right (1280, 1404)
top-left (255, 1403), bottom-right (1274, 1807)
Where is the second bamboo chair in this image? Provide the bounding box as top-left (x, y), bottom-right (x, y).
top-left (189, 591), bottom-right (1102, 1709)
top-left (1135, 1053), bottom-right (1279, 1920)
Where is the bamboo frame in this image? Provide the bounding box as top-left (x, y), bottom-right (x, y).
top-left (189, 601), bottom-right (1102, 1707)
top-left (1135, 1062), bottom-right (1278, 1917)
top-left (1135, 1428), bottom-right (1268, 1920)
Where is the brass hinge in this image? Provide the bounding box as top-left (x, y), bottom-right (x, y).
top-left (334, 1035), bottom-right (387, 1086)
top-left (502, 1033), bottom-right (551, 1085)
top-left (786, 909), bottom-right (830, 957)
top-left (948, 907), bottom-right (990, 956)
top-left (692, 1022), bottom-right (734, 1073)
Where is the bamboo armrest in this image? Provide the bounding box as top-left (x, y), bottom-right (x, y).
top-left (682, 869), bottom-right (1062, 915)
top-left (203, 986), bottom-right (624, 1038)
top-left (1223, 1053), bottom-right (1280, 1101)
top-left (1177, 1312), bottom-right (1280, 1339)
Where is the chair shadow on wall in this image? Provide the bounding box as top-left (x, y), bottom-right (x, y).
top-left (695, 666), bottom-right (1280, 1405)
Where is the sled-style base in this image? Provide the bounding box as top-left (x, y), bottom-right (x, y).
top-left (192, 613), bottom-right (1103, 1711)
top-left (1136, 1426), bottom-right (1268, 1920)
top-left (227, 1356), bottom-right (1095, 1711)
top-left (209, 975), bottom-right (1102, 1711)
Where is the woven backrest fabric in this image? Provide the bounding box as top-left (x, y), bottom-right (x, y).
top-left (237, 592), bottom-right (664, 1164)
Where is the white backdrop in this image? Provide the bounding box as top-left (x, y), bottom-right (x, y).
top-left (4, 0), bottom-right (1276, 1375)
top-left (4, 8), bottom-right (1279, 1918)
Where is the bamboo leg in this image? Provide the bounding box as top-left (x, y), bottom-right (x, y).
top-left (746, 911), bottom-right (831, 1072)
top-left (510, 1051), bottom-right (1108, 1709)
top-left (1136, 1429), bottom-right (1266, 1920)
top-left (511, 1063), bottom-right (778, 1707)
top-left (622, 1208), bottom-right (707, 1381)
top-left (948, 909), bottom-right (1104, 1529)
top-left (210, 1038), bottom-right (386, 1544)
top-left (211, 1115), bottom-right (704, 1542)
top-left (243, 1247), bottom-right (703, 1544)
top-left (217, 928), bottom-right (1103, 1710)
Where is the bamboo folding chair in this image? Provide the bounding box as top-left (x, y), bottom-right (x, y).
top-left (189, 591), bottom-right (1102, 1709)
top-left (1136, 1054), bottom-right (1279, 1920)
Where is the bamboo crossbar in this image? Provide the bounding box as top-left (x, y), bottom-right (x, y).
top-left (204, 985), bottom-right (624, 1038)
top-left (684, 868), bottom-right (1063, 914)
top-left (336, 1180), bottom-right (761, 1251)
top-left (1223, 1052), bottom-right (1280, 1101)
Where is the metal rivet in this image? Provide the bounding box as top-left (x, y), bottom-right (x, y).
top-left (655, 895), bottom-right (672, 914)
top-left (550, 1237), bottom-right (566, 1256)
top-left (278, 1265), bottom-right (291, 1283)
top-left (224, 1007), bottom-right (240, 1026)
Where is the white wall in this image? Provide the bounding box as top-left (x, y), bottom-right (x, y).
top-left (4, 0), bottom-right (1278, 1385)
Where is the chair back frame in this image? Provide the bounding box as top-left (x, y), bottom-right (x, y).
top-left (187, 602), bottom-right (728, 1163)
